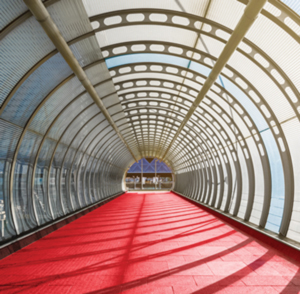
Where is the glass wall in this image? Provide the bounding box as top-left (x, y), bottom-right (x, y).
top-left (125, 158), bottom-right (173, 190)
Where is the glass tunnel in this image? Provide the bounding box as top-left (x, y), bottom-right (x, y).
top-left (1, 0), bottom-right (300, 253)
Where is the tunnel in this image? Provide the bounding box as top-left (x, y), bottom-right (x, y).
top-left (0, 0), bottom-right (300, 292)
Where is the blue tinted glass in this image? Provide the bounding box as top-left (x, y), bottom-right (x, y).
top-left (106, 53), bottom-right (191, 69)
top-left (281, 0), bottom-right (300, 15)
top-left (221, 77), bottom-right (269, 131)
top-left (261, 130), bottom-right (285, 233)
top-left (128, 158), bottom-right (172, 173)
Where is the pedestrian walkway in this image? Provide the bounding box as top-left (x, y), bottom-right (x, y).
top-left (0, 192), bottom-right (299, 293)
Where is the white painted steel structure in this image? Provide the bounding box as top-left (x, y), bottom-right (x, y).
top-left (1, 0), bottom-right (300, 249)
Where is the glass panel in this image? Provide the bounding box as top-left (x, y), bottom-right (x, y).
top-left (0, 119), bottom-right (21, 242)
top-left (106, 53), bottom-right (192, 69)
top-left (49, 165), bottom-right (64, 219)
top-left (262, 130), bottom-right (284, 233)
top-left (72, 151), bottom-right (83, 208)
top-left (283, 117), bottom-right (300, 242)
top-left (78, 154), bottom-right (89, 205)
top-left (247, 137), bottom-right (265, 226)
top-left (70, 36), bottom-right (103, 67)
top-left (48, 0), bottom-right (93, 42)
top-left (69, 115), bottom-right (103, 150)
top-left (246, 12), bottom-right (300, 93)
top-left (30, 77), bottom-right (84, 135)
top-left (34, 138), bottom-right (57, 225)
top-left (0, 17), bottom-right (55, 107)
top-left (60, 107), bottom-right (100, 145)
top-left (228, 51), bottom-right (295, 123)
top-left (0, 0), bottom-right (28, 30)
top-left (236, 146), bottom-right (249, 219)
top-left (281, 0), bottom-right (300, 15)
top-left (47, 93), bottom-right (93, 141)
top-left (13, 131), bottom-right (42, 234)
top-left (51, 143), bottom-right (72, 214)
top-left (80, 120), bottom-right (109, 154)
top-left (1, 53), bottom-right (72, 127)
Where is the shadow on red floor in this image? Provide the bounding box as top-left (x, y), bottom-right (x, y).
top-left (0, 192), bottom-right (299, 293)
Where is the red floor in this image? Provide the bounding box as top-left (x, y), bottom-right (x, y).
top-left (0, 192), bottom-right (299, 294)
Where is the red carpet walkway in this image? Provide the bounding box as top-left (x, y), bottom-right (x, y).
top-left (0, 192), bottom-right (299, 293)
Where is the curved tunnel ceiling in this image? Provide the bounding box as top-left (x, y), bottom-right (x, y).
top-left (1, 0), bottom-right (300, 248)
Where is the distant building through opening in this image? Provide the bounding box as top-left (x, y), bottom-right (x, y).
top-left (125, 158), bottom-right (173, 190)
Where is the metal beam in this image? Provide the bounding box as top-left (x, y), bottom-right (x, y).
top-left (161, 0), bottom-right (267, 161)
top-left (23, 0), bottom-right (138, 162)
